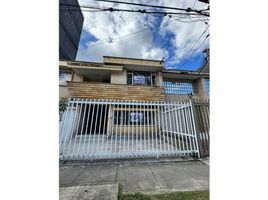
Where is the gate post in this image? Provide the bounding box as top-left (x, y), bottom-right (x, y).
top-left (189, 97), bottom-right (203, 158)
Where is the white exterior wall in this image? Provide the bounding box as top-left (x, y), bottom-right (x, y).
top-left (111, 70), bottom-right (127, 84)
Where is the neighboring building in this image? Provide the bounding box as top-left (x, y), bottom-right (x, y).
top-left (59, 0), bottom-right (84, 61)
top-left (59, 56), bottom-right (210, 160)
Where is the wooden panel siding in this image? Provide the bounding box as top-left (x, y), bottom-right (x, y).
top-left (67, 81), bottom-right (165, 101)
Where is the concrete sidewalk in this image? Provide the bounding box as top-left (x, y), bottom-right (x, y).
top-left (60, 184), bottom-right (118, 200)
top-left (60, 160), bottom-right (209, 194)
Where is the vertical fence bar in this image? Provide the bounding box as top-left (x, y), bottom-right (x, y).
top-left (147, 101), bottom-right (150, 155)
top-left (123, 100), bottom-right (127, 157)
top-left (187, 100), bottom-right (196, 151)
top-left (184, 102), bottom-right (193, 153)
top-left (115, 100), bottom-right (120, 157)
top-left (77, 99), bottom-right (87, 157)
top-left (135, 101), bottom-right (138, 155)
top-left (189, 99), bottom-right (200, 158)
top-left (138, 101), bottom-right (141, 155)
top-left (143, 101), bottom-right (146, 155)
top-left (149, 101), bottom-right (154, 155)
top-left (105, 100), bottom-right (111, 157)
top-left (171, 102), bottom-right (178, 153)
top-left (165, 103), bottom-right (170, 154)
top-left (173, 102), bottom-right (180, 152)
top-left (87, 99), bottom-right (96, 157)
top-left (91, 101), bottom-right (100, 158)
top-left (153, 101), bottom-right (158, 157)
top-left (109, 102), bottom-right (115, 157)
top-left (181, 102), bottom-right (188, 153)
top-left (131, 100), bottom-right (134, 156)
top-left (96, 100), bottom-right (104, 158)
top-left (101, 100), bottom-right (108, 157)
top-left (167, 102), bottom-right (174, 153)
top-left (82, 99), bottom-right (91, 158)
top-left (178, 103), bottom-right (185, 152)
top-left (127, 100), bottom-right (130, 155)
top-left (162, 101), bottom-right (167, 154)
top-left (119, 101), bottom-right (123, 157)
top-left (157, 102), bottom-right (162, 155)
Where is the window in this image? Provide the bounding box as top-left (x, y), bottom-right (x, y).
top-left (59, 72), bottom-right (72, 85)
top-left (163, 80), bottom-right (195, 95)
top-left (127, 71), bottom-right (156, 86)
top-left (113, 110), bottom-right (155, 125)
top-left (152, 74), bottom-right (156, 86)
top-left (127, 72), bottom-right (133, 84)
top-left (130, 112), bottom-right (144, 124)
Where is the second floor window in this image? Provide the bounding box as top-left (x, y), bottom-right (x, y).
top-left (127, 71), bottom-right (156, 86)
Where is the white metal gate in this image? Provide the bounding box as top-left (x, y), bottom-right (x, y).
top-left (59, 98), bottom-right (199, 160)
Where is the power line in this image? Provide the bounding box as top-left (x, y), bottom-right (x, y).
top-left (192, 0), bottom-right (198, 9)
top-left (171, 15), bottom-right (208, 23)
top-left (95, 0), bottom-right (209, 16)
top-left (90, 27), bottom-right (151, 47)
top-left (180, 34), bottom-right (210, 67)
top-left (89, 19), bottom-right (178, 47)
top-left (60, 3), bottom-right (207, 17)
top-left (176, 24), bottom-right (210, 67)
top-left (95, 0), bottom-right (190, 11)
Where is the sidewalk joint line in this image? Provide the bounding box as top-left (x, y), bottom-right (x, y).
top-left (147, 164), bottom-right (162, 189)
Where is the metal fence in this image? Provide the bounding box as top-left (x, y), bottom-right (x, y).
top-left (59, 98), bottom-right (200, 160)
top-left (192, 98), bottom-right (210, 158)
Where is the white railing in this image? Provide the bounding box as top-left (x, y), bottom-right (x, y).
top-left (59, 98), bottom-right (200, 160)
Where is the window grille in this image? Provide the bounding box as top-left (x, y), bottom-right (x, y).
top-left (163, 81), bottom-right (195, 95)
top-left (127, 71), bottom-right (156, 86)
top-left (113, 110), bottom-right (155, 125)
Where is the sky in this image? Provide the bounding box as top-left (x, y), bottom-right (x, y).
top-left (76, 0), bottom-right (210, 70)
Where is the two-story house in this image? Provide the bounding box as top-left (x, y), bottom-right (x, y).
top-left (59, 56), bottom-right (209, 160)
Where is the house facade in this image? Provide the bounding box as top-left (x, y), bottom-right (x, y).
top-left (59, 56), bottom-right (210, 160)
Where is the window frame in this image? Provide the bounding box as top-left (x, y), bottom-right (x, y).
top-left (127, 71), bottom-right (156, 86)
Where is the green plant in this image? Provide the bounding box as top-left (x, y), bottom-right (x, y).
top-left (59, 97), bottom-right (68, 114)
top-left (118, 184), bottom-right (123, 200)
top-left (191, 151), bottom-right (198, 160)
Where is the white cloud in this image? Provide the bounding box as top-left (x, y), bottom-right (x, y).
top-left (141, 47), bottom-right (169, 60)
top-left (76, 0), bottom-right (209, 66)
